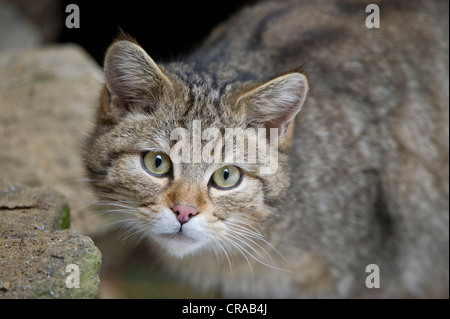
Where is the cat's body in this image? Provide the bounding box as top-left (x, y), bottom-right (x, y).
top-left (84, 0), bottom-right (449, 298)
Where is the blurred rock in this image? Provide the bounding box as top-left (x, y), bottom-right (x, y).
top-left (0, 0), bottom-right (63, 53)
top-left (0, 44), bottom-right (105, 236)
top-left (0, 1), bottom-right (41, 52)
top-left (11, 0), bottom-right (63, 44)
top-left (0, 183), bottom-right (102, 298)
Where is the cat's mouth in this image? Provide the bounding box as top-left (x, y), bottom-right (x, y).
top-left (151, 211), bottom-right (209, 257)
top-left (160, 231), bottom-right (198, 244)
top-left (155, 231), bottom-right (206, 258)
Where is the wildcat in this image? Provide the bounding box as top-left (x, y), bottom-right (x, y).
top-left (84, 0), bottom-right (449, 298)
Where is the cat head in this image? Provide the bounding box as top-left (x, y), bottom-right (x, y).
top-left (84, 38), bottom-right (308, 258)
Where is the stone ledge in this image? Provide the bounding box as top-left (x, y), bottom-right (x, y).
top-left (0, 183), bottom-right (102, 298)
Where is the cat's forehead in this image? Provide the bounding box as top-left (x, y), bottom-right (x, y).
top-left (120, 86), bottom-right (245, 149)
top-left (160, 71), bottom-right (244, 130)
top-left (165, 61), bottom-right (241, 91)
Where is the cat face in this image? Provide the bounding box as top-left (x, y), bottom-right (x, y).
top-left (84, 38), bottom-right (308, 258)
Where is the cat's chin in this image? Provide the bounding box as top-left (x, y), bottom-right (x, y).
top-left (154, 232), bottom-right (207, 258)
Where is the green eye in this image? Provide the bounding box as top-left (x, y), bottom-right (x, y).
top-left (211, 166), bottom-right (241, 189)
top-left (142, 152), bottom-right (172, 176)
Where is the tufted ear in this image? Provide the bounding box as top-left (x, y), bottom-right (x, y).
top-left (103, 40), bottom-right (172, 118)
top-left (238, 72), bottom-right (309, 140)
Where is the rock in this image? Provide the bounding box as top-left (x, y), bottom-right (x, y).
top-left (0, 44), bottom-right (141, 298)
top-left (0, 45), bottom-right (105, 297)
top-left (0, 183), bottom-right (102, 298)
top-left (0, 1), bottom-right (41, 52)
top-left (11, 0), bottom-right (63, 44)
top-left (0, 183), bottom-right (70, 231)
top-left (0, 44), bottom-right (106, 236)
top-left (0, 0), bottom-right (63, 53)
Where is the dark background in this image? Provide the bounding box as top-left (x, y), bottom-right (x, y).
top-left (58, 0), bottom-right (257, 65)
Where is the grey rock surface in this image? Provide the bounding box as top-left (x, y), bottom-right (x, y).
top-left (0, 183), bottom-right (102, 298)
top-left (0, 0), bottom-right (63, 53)
top-left (0, 44), bottom-right (106, 235)
top-left (0, 1), bottom-right (41, 52)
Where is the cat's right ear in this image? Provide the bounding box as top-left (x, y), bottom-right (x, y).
top-left (103, 40), bottom-right (172, 118)
top-left (236, 71), bottom-right (309, 142)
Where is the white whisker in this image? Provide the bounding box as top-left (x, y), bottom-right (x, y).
top-left (225, 218), bottom-right (263, 235)
top-left (223, 217), bottom-right (291, 273)
top-left (214, 237), bottom-right (233, 274)
top-left (225, 231), bottom-right (265, 259)
top-left (222, 236), bottom-right (255, 292)
top-left (226, 224), bottom-right (266, 240)
top-left (226, 233), bottom-right (286, 273)
top-left (226, 229), bottom-right (273, 261)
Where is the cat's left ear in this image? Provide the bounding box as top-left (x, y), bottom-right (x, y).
top-left (238, 72), bottom-right (309, 141)
top-left (103, 40), bottom-right (173, 118)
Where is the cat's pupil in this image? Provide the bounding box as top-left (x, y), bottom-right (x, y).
top-left (223, 169), bottom-right (229, 180)
top-left (155, 155), bottom-right (162, 168)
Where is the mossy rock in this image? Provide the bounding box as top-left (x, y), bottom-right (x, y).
top-left (0, 183), bottom-right (102, 298)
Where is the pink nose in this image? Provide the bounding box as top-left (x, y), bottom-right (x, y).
top-left (173, 204), bottom-right (197, 224)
